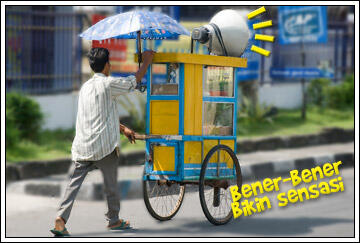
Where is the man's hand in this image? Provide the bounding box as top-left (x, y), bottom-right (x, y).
top-left (120, 124), bottom-right (136, 144)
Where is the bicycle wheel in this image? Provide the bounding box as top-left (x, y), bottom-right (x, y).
top-left (143, 173), bottom-right (185, 221)
top-left (199, 144), bottom-right (242, 225)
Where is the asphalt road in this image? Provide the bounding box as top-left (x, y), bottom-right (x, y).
top-left (6, 167), bottom-right (355, 238)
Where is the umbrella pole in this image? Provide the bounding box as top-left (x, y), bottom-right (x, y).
top-left (137, 31), bottom-right (142, 68)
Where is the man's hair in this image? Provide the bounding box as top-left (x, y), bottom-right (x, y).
top-left (87, 47), bottom-right (109, 73)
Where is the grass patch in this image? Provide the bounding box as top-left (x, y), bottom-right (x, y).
top-left (237, 106), bottom-right (354, 139)
top-left (6, 140), bottom-right (72, 162)
top-left (6, 129), bottom-right (146, 162)
top-left (6, 128), bottom-right (74, 163)
top-left (6, 107), bottom-right (354, 162)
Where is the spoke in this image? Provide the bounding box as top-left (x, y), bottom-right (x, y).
top-left (149, 181), bottom-right (157, 196)
top-left (146, 180), bottom-right (184, 217)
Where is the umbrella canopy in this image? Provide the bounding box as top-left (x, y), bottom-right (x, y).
top-left (79, 10), bottom-right (190, 40)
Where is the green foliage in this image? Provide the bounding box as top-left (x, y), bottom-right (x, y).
top-left (344, 74), bottom-right (355, 105)
top-left (5, 110), bottom-right (20, 149)
top-left (239, 96), bottom-right (273, 124)
top-left (327, 74), bottom-right (354, 109)
top-left (215, 103), bottom-right (233, 125)
top-left (307, 75), bottom-right (354, 110)
top-left (307, 78), bottom-right (331, 107)
top-left (219, 81), bottom-right (226, 91)
top-left (6, 92), bottom-right (44, 144)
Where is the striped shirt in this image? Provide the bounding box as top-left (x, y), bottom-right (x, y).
top-left (71, 73), bottom-right (137, 161)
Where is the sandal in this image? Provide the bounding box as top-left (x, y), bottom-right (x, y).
top-left (50, 227), bottom-right (70, 237)
top-left (108, 219), bottom-right (131, 230)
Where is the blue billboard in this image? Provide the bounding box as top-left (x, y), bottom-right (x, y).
top-left (278, 6), bottom-right (327, 44)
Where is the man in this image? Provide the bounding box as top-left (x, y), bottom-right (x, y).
top-left (50, 47), bottom-right (154, 236)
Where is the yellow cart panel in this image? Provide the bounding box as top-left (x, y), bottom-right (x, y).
top-left (184, 141), bottom-right (202, 164)
top-left (153, 146), bottom-right (176, 172)
top-left (150, 100), bottom-right (179, 135)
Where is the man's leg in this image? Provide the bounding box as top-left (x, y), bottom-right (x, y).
top-left (56, 161), bottom-right (95, 223)
top-left (94, 151), bottom-right (120, 226)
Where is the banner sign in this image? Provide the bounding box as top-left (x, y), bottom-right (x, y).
top-left (278, 6), bottom-right (327, 44)
top-left (91, 14), bottom-right (127, 62)
top-left (236, 61), bottom-right (259, 81)
top-left (270, 67), bottom-right (334, 79)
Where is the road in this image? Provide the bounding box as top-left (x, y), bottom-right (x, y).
top-left (6, 167), bottom-right (355, 237)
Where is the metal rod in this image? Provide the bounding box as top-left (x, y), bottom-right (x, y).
top-left (179, 180), bottom-right (229, 189)
top-left (190, 38), bottom-right (194, 53)
top-left (137, 31), bottom-right (142, 68)
top-left (301, 21), bottom-right (307, 120)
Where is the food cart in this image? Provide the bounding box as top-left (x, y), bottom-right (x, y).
top-left (138, 52), bottom-right (247, 225)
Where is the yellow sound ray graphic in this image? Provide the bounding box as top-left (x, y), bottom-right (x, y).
top-left (255, 34), bottom-right (275, 42)
top-left (251, 45), bottom-right (270, 57)
top-left (247, 6), bottom-right (274, 57)
top-left (253, 20), bottom-right (273, 30)
top-left (247, 6), bottom-right (266, 19)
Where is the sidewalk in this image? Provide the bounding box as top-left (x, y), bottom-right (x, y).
top-left (6, 142), bottom-right (354, 201)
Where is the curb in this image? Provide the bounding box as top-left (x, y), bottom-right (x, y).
top-left (6, 151), bottom-right (354, 201)
top-left (5, 151), bottom-right (145, 183)
top-left (237, 128), bottom-right (354, 153)
top-left (243, 152), bottom-right (354, 180)
top-left (5, 128), bottom-right (354, 182)
top-left (5, 159), bottom-right (71, 183)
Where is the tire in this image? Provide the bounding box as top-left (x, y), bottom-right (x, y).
top-left (199, 144), bottom-right (242, 225)
top-left (143, 172), bottom-right (186, 221)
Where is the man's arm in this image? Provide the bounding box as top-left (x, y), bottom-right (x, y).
top-left (135, 50), bottom-right (155, 83)
top-left (109, 50), bottom-right (155, 97)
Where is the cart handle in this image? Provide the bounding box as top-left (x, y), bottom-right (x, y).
top-left (134, 134), bottom-right (161, 140)
top-left (134, 134), bottom-right (183, 141)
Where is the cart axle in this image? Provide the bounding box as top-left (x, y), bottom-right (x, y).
top-left (179, 180), bottom-right (230, 190)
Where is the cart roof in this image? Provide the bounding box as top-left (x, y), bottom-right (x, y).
top-left (135, 53), bottom-right (247, 68)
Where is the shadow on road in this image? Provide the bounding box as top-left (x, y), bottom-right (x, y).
top-left (70, 216), bottom-right (353, 237)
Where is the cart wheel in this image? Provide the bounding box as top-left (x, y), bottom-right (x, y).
top-left (199, 144), bottom-right (242, 225)
top-left (143, 172), bottom-right (185, 221)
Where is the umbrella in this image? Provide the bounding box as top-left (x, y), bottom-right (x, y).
top-left (79, 10), bottom-right (190, 92)
top-left (80, 10), bottom-right (190, 57)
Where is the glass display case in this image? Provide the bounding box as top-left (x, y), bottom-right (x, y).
top-left (203, 66), bottom-right (234, 97)
top-left (151, 63), bottom-right (179, 95)
top-left (203, 102), bottom-right (234, 136)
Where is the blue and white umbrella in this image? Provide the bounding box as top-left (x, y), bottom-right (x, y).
top-left (80, 10), bottom-right (190, 91)
top-left (79, 10), bottom-right (190, 41)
